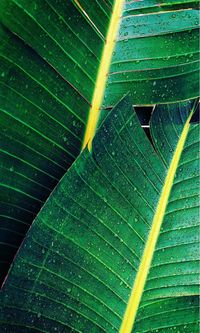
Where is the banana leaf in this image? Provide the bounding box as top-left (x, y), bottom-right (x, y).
top-left (0, 0), bottom-right (199, 283)
top-left (0, 96), bottom-right (199, 332)
top-left (0, 0), bottom-right (113, 283)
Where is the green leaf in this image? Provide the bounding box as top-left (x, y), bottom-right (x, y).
top-left (103, 2), bottom-right (199, 107)
top-left (0, 0), bottom-right (113, 283)
top-left (0, 0), bottom-right (199, 283)
top-left (0, 96), bottom-right (199, 332)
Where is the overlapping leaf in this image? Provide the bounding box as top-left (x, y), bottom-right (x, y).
top-left (0, 0), bottom-right (199, 283)
top-left (0, 97), bottom-right (199, 332)
top-left (0, 0), bottom-right (114, 283)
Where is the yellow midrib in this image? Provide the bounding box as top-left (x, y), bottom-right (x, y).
top-left (119, 112), bottom-right (193, 333)
top-left (82, 0), bottom-right (124, 150)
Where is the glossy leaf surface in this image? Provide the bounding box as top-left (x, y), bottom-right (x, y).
top-left (0, 97), bottom-right (199, 332)
top-left (0, 0), bottom-right (113, 283)
top-left (103, 1), bottom-right (199, 107)
top-left (0, 0), bottom-right (199, 283)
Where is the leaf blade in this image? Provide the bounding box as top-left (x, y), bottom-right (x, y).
top-left (0, 97), bottom-right (199, 332)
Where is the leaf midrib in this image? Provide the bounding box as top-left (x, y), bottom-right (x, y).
top-left (119, 110), bottom-right (194, 333)
top-left (82, 0), bottom-right (124, 150)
